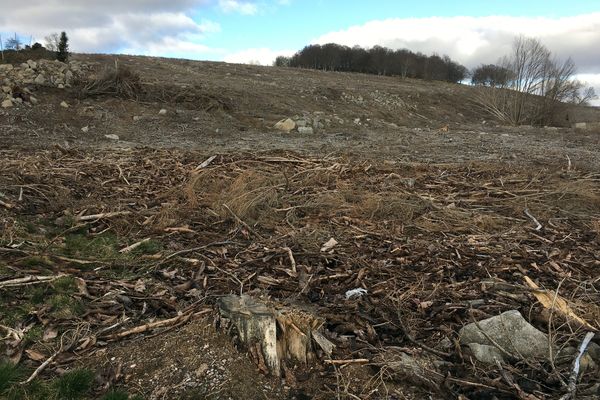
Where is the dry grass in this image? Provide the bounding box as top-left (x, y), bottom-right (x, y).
top-left (74, 62), bottom-right (142, 99)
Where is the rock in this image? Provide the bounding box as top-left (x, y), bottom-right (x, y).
top-left (60, 101), bottom-right (69, 108)
top-left (27, 60), bottom-right (37, 69)
top-left (65, 70), bottom-right (73, 83)
top-left (467, 343), bottom-right (507, 364)
top-left (1, 86), bottom-right (10, 94)
top-left (1, 98), bottom-right (13, 108)
top-left (459, 310), bottom-right (549, 364)
top-left (58, 84), bottom-right (64, 89)
top-left (274, 118), bottom-right (296, 133)
top-left (81, 126), bottom-right (89, 133)
top-left (296, 119), bottom-right (308, 128)
top-left (158, 109), bottom-right (168, 115)
top-left (104, 134), bottom-right (120, 140)
top-left (195, 363), bottom-right (209, 377)
top-left (0, 64), bottom-right (14, 72)
top-left (574, 122), bottom-right (587, 130)
top-left (29, 96), bottom-right (38, 105)
top-left (132, 116), bottom-right (142, 121)
top-left (298, 127), bottom-right (314, 134)
top-left (34, 74), bottom-right (45, 84)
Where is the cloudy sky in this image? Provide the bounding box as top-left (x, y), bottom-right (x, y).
top-left (1, 0), bottom-right (599, 102)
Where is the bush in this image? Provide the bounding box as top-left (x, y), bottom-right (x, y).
top-left (75, 62), bottom-right (143, 99)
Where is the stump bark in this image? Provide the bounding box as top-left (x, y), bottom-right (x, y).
top-left (217, 295), bottom-right (335, 377)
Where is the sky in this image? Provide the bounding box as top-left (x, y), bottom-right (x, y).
top-left (1, 0), bottom-right (599, 102)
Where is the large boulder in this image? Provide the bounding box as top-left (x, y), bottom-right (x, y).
top-left (459, 310), bottom-right (550, 363)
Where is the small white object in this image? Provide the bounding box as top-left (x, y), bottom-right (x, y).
top-left (320, 237), bottom-right (338, 252)
top-left (81, 126), bottom-right (89, 133)
top-left (158, 109), bottom-right (167, 115)
top-left (345, 288), bottom-right (367, 300)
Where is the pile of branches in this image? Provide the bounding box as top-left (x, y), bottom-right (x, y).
top-left (1, 148), bottom-right (599, 399)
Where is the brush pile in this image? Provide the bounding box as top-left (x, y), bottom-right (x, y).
top-left (1, 148), bottom-right (599, 399)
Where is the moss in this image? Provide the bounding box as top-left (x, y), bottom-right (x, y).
top-left (23, 326), bottom-right (43, 344)
top-left (18, 256), bottom-right (55, 269)
top-left (63, 232), bottom-right (120, 260)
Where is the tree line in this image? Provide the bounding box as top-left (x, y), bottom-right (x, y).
top-left (1, 32), bottom-right (69, 63)
top-left (275, 43), bottom-right (468, 83)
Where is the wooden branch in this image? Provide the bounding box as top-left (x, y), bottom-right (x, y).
top-left (0, 274), bottom-right (66, 288)
top-left (76, 211), bottom-right (131, 222)
top-left (324, 359), bottom-right (369, 365)
top-left (119, 238), bottom-right (151, 253)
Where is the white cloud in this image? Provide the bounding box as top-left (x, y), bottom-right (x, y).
top-left (313, 14), bottom-right (600, 74)
top-left (218, 0), bottom-right (258, 15)
top-left (0, 0), bottom-right (220, 56)
top-left (223, 47), bottom-right (295, 65)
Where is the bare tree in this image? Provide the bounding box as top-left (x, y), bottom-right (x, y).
top-left (473, 36), bottom-right (597, 126)
top-left (44, 33), bottom-right (60, 51)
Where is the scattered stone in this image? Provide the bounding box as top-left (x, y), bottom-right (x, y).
top-left (195, 363), bottom-right (209, 377)
top-left (296, 119), bottom-right (308, 128)
top-left (81, 126), bottom-right (89, 133)
top-left (60, 101), bottom-right (69, 108)
top-left (574, 122), bottom-right (587, 130)
top-left (132, 115), bottom-right (142, 121)
top-left (274, 118), bottom-right (296, 133)
top-left (34, 74), bottom-right (45, 84)
top-left (1, 98), bottom-right (13, 108)
top-left (27, 60), bottom-right (37, 69)
top-left (459, 310), bottom-right (550, 364)
top-left (104, 134), bottom-right (120, 140)
top-left (298, 127), bottom-right (314, 134)
top-left (29, 96), bottom-right (38, 105)
top-left (158, 109), bottom-right (168, 115)
top-left (58, 84), bottom-right (64, 89)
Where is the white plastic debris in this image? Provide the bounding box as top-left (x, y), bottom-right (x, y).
top-left (345, 288), bottom-right (367, 300)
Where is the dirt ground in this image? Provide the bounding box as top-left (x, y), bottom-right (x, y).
top-left (1, 55), bottom-right (600, 400)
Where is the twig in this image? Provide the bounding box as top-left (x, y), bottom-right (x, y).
top-left (559, 332), bottom-right (595, 400)
top-left (524, 208), bottom-right (542, 231)
top-left (0, 274), bottom-right (66, 288)
top-left (325, 359), bottom-right (370, 365)
top-left (119, 238), bottom-right (151, 253)
top-left (0, 199), bottom-right (14, 209)
top-left (76, 211), bottom-right (131, 222)
top-left (282, 247), bottom-right (297, 274)
top-left (222, 203), bottom-right (264, 240)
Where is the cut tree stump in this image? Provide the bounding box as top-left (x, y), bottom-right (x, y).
top-left (217, 295), bottom-right (335, 377)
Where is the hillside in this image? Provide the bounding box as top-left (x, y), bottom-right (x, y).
top-left (1, 54), bottom-right (600, 400)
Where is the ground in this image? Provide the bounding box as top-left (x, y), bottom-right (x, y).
top-left (1, 55), bottom-right (599, 400)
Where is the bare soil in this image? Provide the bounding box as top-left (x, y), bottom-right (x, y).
top-left (1, 54), bottom-right (600, 400)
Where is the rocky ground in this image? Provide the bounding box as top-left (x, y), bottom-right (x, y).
top-left (1, 54), bottom-right (600, 400)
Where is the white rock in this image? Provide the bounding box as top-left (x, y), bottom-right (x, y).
top-left (0, 64), bottom-right (14, 72)
top-left (1, 98), bottom-right (13, 108)
top-left (158, 109), bottom-right (168, 115)
top-left (29, 96), bottom-right (38, 105)
top-left (58, 84), bottom-right (64, 89)
top-left (65, 70), bottom-right (73, 83)
top-left (132, 115), bottom-right (142, 121)
top-left (104, 134), bottom-right (120, 140)
top-left (298, 127), bottom-right (314, 134)
top-left (34, 74), bottom-right (45, 84)
top-left (27, 60), bottom-right (37, 69)
top-left (274, 118), bottom-right (296, 132)
top-left (81, 126), bottom-right (89, 133)
top-left (60, 101), bottom-right (69, 108)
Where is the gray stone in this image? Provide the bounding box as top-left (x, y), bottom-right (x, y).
top-left (65, 70), bottom-right (73, 83)
top-left (29, 96), bottom-right (38, 105)
top-left (274, 118), bottom-right (296, 133)
top-left (467, 343), bottom-right (506, 364)
top-left (60, 101), bottom-right (69, 108)
top-left (298, 126), bottom-right (314, 134)
top-left (1, 98), bottom-right (13, 108)
top-left (574, 122), bottom-right (587, 130)
top-left (296, 119), bottom-right (308, 127)
top-left (27, 60), bottom-right (37, 69)
top-left (459, 310), bottom-right (549, 363)
top-left (104, 134), bottom-right (120, 140)
top-left (158, 109), bottom-right (167, 115)
top-left (34, 74), bottom-right (45, 84)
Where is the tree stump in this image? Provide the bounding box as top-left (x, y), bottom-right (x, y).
top-left (217, 295), bottom-right (335, 377)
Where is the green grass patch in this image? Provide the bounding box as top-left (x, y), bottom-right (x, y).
top-left (55, 369), bottom-right (94, 400)
top-left (18, 256), bottom-right (55, 269)
top-left (63, 232), bottom-right (121, 260)
top-left (0, 361), bottom-right (22, 394)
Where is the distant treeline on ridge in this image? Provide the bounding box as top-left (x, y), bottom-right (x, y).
top-left (275, 43), bottom-right (468, 83)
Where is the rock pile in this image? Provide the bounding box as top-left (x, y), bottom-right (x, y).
top-left (273, 112), bottom-right (328, 134)
top-left (1, 59), bottom-right (92, 108)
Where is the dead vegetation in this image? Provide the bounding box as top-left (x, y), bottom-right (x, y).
top-left (1, 147), bottom-right (599, 399)
top-left (74, 61), bottom-right (143, 100)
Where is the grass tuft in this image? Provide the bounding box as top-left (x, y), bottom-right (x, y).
top-left (55, 369), bottom-right (94, 400)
